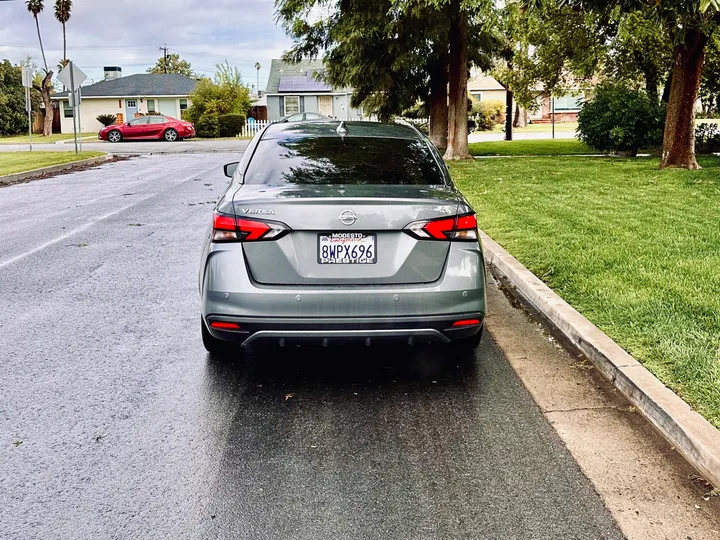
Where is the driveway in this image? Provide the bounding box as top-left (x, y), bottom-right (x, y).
top-left (0, 153), bottom-right (623, 539)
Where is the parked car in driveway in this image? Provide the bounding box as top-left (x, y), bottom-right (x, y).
top-left (199, 121), bottom-right (486, 357)
top-left (98, 115), bottom-right (195, 142)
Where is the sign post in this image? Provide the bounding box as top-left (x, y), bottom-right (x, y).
top-left (21, 66), bottom-right (33, 151)
top-left (57, 62), bottom-right (88, 155)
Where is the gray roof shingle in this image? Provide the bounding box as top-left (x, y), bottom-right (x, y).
top-left (266, 59), bottom-right (349, 94)
top-left (54, 73), bottom-right (197, 98)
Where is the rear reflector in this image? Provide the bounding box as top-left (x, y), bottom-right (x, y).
top-left (210, 321), bottom-right (241, 330)
top-left (404, 213), bottom-right (478, 241)
top-left (212, 212), bottom-right (290, 243)
top-left (452, 319), bottom-right (481, 327)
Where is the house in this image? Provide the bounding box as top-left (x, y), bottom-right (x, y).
top-left (467, 73), bottom-right (585, 123)
top-left (265, 59), bottom-right (362, 120)
top-left (467, 75), bottom-right (508, 104)
top-left (52, 69), bottom-right (197, 134)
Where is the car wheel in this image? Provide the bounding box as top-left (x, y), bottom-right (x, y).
top-left (107, 130), bottom-right (122, 143)
top-left (448, 328), bottom-right (483, 361)
top-left (164, 129), bottom-right (178, 142)
top-left (201, 317), bottom-right (240, 359)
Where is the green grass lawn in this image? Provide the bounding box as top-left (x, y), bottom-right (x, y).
top-left (470, 139), bottom-right (598, 156)
top-left (0, 133), bottom-right (96, 144)
top-left (491, 122), bottom-right (578, 133)
top-left (449, 155), bottom-right (720, 428)
top-left (0, 151), bottom-right (105, 176)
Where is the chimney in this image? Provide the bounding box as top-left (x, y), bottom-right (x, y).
top-left (104, 66), bottom-right (122, 80)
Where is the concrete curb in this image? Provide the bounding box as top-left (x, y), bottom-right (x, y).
top-left (54, 136), bottom-right (98, 145)
top-left (0, 154), bottom-right (113, 185)
top-left (480, 230), bottom-right (720, 489)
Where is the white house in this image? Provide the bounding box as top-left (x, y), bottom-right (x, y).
top-left (52, 71), bottom-right (197, 134)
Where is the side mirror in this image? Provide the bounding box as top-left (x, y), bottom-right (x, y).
top-left (224, 162), bottom-right (239, 178)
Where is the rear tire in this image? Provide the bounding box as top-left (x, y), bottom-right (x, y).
top-left (164, 128), bottom-right (178, 142)
top-left (201, 317), bottom-right (240, 359)
top-left (448, 328), bottom-right (483, 364)
top-left (107, 130), bottom-right (122, 143)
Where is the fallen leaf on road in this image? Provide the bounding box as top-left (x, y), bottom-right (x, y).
top-left (284, 393), bottom-right (295, 401)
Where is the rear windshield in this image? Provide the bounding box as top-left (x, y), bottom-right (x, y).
top-left (244, 136), bottom-right (445, 185)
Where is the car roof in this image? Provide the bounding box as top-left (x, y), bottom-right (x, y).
top-left (262, 121), bottom-right (423, 141)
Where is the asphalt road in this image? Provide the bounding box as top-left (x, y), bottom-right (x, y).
top-left (0, 154), bottom-right (623, 539)
top-left (0, 138), bottom-right (251, 154)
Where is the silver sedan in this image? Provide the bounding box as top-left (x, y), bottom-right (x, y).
top-left (199, 121), bottom-right (486, 356)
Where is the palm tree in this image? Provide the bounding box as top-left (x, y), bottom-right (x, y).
top-left (54, 0), bottom-right (72, 64)
top-left (26, 0), bottom-right (47, 71)
top-left (26, 0), bottom-right (54, 136)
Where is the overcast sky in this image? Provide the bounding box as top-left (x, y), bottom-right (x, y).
top-left (0, 0), bottom-right (293, 90)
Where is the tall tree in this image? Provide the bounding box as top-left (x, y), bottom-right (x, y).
top-left (554, 0), bottom-right (720, 169)
top-left (26, 0), bottom-right (54, 136)
top-left (493, 1), bottom-right (609, 116)
top-left (147, 53), bottom-right (196, 78)
top-left (54, 0), bottom-right (72, 65)
top-left (276, 0), bottom-right (498, 156)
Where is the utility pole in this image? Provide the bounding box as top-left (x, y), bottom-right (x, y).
top-left (159, 45), bottom-right (169, 73)
top-left (255, 62), bottom-right (261, 94)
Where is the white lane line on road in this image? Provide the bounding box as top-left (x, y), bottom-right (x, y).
top-left (0, 165), bottom-right (221, 269)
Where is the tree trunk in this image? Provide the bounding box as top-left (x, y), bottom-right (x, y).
top-left (63, 23), bottom-right (67, 63)
top-left (428, 60), bottom-right (448, 151)
top-left (513, 103), bottom-right (527, 128)
top-left (443, 6), bottom-right (471, 160)
top-left (504, 89), bottom-right (513, 141)
top-left (34, 17), bottom-right (48, 71)
top-left (41, 71), bottom-right (54, 137)
top-left (660, 29), bottom-right (707, 170)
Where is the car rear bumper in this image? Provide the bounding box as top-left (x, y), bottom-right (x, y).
top-left (205, 313), bottom-right (484, 346)
top-left (200, 240), bottom-right (486, 346)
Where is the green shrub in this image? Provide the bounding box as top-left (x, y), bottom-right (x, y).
top-left (96, 114), bottom-right (117, 127)
top-left (470, 99), bottom-right (504, 131)
top-left (218, 113), bottom-right (246, 137)
top-left (195, 113), bottom-right (220, 138)
top-left (578, 83), bottom-right (665, 155)
top-left (695, 122), bottom-right (720, 154)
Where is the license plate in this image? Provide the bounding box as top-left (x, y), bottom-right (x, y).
top-left (318, 232), bottom-right (376, 264)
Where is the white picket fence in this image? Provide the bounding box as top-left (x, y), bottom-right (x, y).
top-left (239, 116), bottom-right (428, 138)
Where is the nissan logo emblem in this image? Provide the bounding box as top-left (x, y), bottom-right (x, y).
top-left (339, 210), bottom-right (357, 226)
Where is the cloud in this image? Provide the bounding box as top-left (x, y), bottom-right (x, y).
top-left (0, 0), bottom-right (292, 89)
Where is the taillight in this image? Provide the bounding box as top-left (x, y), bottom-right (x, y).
top-left (404, 213), bottom-right (478, 241)
top-left (212, 212), bottom-right (290, 242)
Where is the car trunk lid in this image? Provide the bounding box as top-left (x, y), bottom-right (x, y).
top-left (232, 184), bottom-right (460, 285)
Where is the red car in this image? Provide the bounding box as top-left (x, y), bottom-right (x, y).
top-left (99, 115), bottom-right (195, 143)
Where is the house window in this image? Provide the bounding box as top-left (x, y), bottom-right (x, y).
top-left (553, 94), bottom-right (582, 111)
top-left (284, 96), bottom-right (300, 116)
top-left (470, 92), bottom-right (483, 101)
top-left (147, 99), bottom-right (156, 113)
top-left (179, 99), bottom-right (188, 111)
top-left (126, 99), bottom-right (137, 108)
top-left (63, 101), bottom-right (73, 118)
